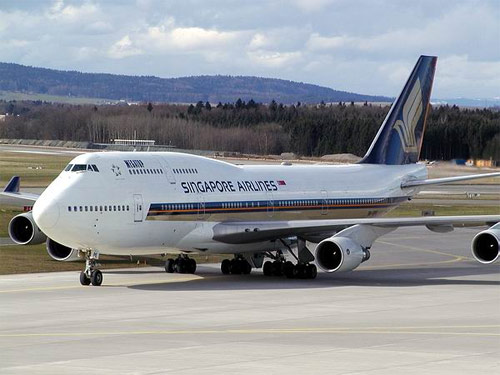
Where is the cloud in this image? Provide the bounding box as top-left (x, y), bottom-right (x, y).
top-left (0, 0), bottom-right (498, 97)
top-left (108, 35), bottom-right (142, 59)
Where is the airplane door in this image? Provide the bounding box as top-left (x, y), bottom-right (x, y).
top-left (133, 194), bottom-right (144, 222)
top-left (156, 157), bottom-right (176, 184)
top-left (266, 191), bottom-right (274, 218)
top-left (321, 190), bottom-right (328, 215)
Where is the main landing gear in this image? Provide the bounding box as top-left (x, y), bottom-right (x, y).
top-left (80, 251), bottom-right (103, 286)
top-left (263, 244), bottom-right (318, 279)
top-left (165, 255), bottom-right (197, 274)
top-left (263, 260), bottom-right (317, 279)
top-left (221, 256), bottom-right (252, 275)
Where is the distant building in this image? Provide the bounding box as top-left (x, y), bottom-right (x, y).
top-left (112, 139), bottom-right (155, 147)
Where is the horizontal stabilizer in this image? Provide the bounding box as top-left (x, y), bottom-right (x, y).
top-left (402, 172), bottom-right (500, 188)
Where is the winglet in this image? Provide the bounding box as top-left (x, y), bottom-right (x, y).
top-left (3, 176), bottom-right (20, 193)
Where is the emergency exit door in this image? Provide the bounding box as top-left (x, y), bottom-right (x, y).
top-left (133, 194), bottom-right (144, 222)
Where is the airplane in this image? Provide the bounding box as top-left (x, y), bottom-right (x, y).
top-left (2, 55), bottom-right (500, 286)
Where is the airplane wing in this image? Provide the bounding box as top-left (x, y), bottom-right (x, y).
top-left (402, 172), bottom-right (500, 188)
top-left (212, 215), bottom-right (500, 244)
top-left (0, 176), bottom-right (40, 206)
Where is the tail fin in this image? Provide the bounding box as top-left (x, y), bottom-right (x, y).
top-left (360, 55), bottom-right (437, 165)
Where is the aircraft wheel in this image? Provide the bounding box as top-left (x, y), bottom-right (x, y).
top-left (188, 259), bottom-right (197, 274)
top-left (230, 259), bottom-right (241, 275)
top-left (80, 271), bottom-right (91, 286)
top-left (90, 270), bottom-right (103, 286)
top-left (242, 260), bottom-right (252, 275)
top-left (221, 259), bottom-right (231, 274)
top-left (175, 260), bottom-right (186, 274)
top-left (263, 261), bottom-right (273, 276)
top-left (307, 264), bottom-right (318, 279)
top-left (165, 258), bottom-right (175, 273)
top-left (284, 261), bottom-right (295, 278)
top-left (272, 261), bottom-right (283, 276)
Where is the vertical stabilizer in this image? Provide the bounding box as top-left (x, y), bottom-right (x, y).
top-left (360, 55), bottom-right (437, 165)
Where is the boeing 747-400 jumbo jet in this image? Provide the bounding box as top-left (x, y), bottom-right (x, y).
top-left (3, 56), bottom-right (500, 286)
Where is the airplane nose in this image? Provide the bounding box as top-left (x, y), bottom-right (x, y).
top-left (32, 198), bottom-right (60, 230)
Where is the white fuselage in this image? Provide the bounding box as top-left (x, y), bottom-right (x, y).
top-left (32, 152), bottom-right (427, 256)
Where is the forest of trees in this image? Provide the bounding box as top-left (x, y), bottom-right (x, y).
top-left (0, 99), bottom-right (499, 161)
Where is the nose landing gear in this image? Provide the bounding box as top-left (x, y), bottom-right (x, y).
top-left (80, 251), bottom-right (103, 286)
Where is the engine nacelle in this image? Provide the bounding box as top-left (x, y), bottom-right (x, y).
top-left (46, 238), bottom-right (80, 261)
top-left (471, 228), bottom-right (500, 264)
top-left (8, 211), bottom-right (47, 245)
top-left (315, 236), bottom-right (369, 273)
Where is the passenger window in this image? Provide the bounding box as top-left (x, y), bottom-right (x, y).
top-left (68, 206), bottom-right (71, 212)
top-left (122, 205), bottom-right (125, 211)
top-left (129, 170), bottom-right (132, 174)
top-left (118, 206), bottom-right (121, 211)
top-left (113, 206), bottom-right (116, 211)
top-left (104, 206), bottom-right (107, 211)
top-left (108, 205), bottom-right (112, 211)
top-left (126, 205), bottom-right (129, 211)
top-left (74, 206), bottom-right (77, 211)
top-left (79, 206), bottom-right (83, 212)
top-left (90, 206), bottom-right (93, 212)
top-left (100, 206), bottom-right (103, 211)
top-left (85, 206), bottom-right (88, 212)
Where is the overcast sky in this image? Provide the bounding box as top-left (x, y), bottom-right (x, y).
top-left (1, 0), bottom-right (499, 98)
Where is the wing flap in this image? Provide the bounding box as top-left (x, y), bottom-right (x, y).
top-left (213, 215), bottom-right (500, 244)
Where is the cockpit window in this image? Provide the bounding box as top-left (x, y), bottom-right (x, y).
top-left (72, 164), bottom-right (87, 172)
top-left (70, 164), bottom-right (100, 172)
top-left (64, 164), bottom-right (73, 171)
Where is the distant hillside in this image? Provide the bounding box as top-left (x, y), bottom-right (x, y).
top-left (0, 62), bottom-right (390, 104)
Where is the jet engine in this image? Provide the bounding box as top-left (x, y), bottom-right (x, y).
top-left (314, 236), bottom-right (370, 273)
top-left (471, 227), bottom-right (500, 264)
top-left (46, 238), bottom-right (80, 261)
top-left (8, 211), bottom-right (47, 245)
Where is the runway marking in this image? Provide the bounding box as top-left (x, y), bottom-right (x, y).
top-left (1, 325), bottom-right (499, 338)
top-left (0, 274), bottom-right (207, 294)
top-left (362, 240), bottom-right (470, 269)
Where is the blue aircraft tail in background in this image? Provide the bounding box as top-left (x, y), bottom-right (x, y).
top-left (360, 55), bottom-right (437, 165)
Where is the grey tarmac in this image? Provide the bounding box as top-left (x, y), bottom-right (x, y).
top-left (0, 226), bottom-right (499, 374)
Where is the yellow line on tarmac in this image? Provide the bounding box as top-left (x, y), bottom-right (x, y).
top-left (0, 274), bottom-right (205, 294)
top-left (1, 325), bottom-right (499, 338)
top-left (361, 240), bottom-right (470, 269)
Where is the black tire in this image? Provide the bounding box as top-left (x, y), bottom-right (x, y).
top-left (272, 261), bottom-right (283, 276)
top-left (230, 259), bottom-right (241, 275)
top-left (176, 260), bottom-right (186, 274)
top-left (165, 258), bottom-right (175, 273)
top-left (80, 271), bottom-right (91, 286)
top-left (308, 264), bottom-right (318, 279)
top-left (284, 261), bottom-right (295, 279)
top-left (188, 258), bottom-right (197, 274)
top-left (263, 261), bottom-right (273, 276)
top-left (221, 259), bottom-right (231, 275)
top-left (297, 264), bottom-right (308, 279)
top-left (242, 261), bottom-right (252, 275)
top-left (90, 270), bottom-right (103, 286)
top-left (292, 265), bottom-right (300, 279)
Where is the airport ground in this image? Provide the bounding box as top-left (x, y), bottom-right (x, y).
top-left (0, 144), bottom-right (499, 374)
